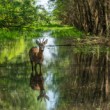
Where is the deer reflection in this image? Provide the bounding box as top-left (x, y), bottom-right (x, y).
top-left (30, 71), bottom-right (49, 101)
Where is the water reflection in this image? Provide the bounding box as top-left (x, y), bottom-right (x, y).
top-left (53, 45), bottom-right (110, 110)
top-left (46, 71), bottom-right (59, 110)
top-left (0, 34), bottom-right (110, 110)
top-left (0, 39), bottom-right (25, 64)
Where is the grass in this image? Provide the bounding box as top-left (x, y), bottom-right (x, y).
top-left (35, 24), bottom-right (84, 38)
top-left (51, 27), bottom-right (83, 38)
top-left (0, 29), bottom-right (42, 40)
top-left (0, 24), bottom-right (84, 40)
top-left (0, 29), bottom-right (20, 40)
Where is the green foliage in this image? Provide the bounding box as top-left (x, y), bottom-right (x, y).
top-left (34, 24), bottom-right (84, 38)
top-left (0, 25), bottom-right (83, 40)
top-left (0, 0), bottom-right (84, 39)
top-left (0, 29), bottom-right (20, 40)
top-left (0, 29), bottom-right (42, 40)
top-left (0, 0), bottom-right (37, 29)
top-left (0, 0), bottom-right (57, 30)
top-left (51, 26), bottom-right (83, 38)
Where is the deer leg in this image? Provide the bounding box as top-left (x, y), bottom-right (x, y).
top-left (31, 61), bottom-right (34, 73)
top-left (35, 63), bottom-right (37, 74)
top-left (39, 64), bottom-right (42, 74)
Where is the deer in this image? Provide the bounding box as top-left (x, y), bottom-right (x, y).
top-left (30, 72), bottom-right (49, 101)
top-left (29, 39), bottom-right (48, 74)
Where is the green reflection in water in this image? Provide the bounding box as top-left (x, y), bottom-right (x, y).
top-left (51, 39), bottom-right (110, 110)
top-left (0, 38), bottom-right (26, 64)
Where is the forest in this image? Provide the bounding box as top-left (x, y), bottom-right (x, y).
top-left (0, 0), bottom-right (110, 37)
top-left (0, 0), bottom-right (110, 110)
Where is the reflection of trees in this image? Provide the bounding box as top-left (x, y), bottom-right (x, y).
top-left (53, 46), bottom-right (110, 110)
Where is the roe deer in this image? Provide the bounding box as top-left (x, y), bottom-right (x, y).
top-left (30, 72), bottom-right (49, 101)
top-left (29, 39), bottom-right (48, 73)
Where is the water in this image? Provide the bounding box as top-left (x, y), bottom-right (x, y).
top-left (0, 32), bottom-right (110, 110)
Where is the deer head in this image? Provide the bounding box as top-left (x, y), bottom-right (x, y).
top-left (36, 39), bottom-right (48, 51)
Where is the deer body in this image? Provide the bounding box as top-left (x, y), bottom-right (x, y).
top-left (29, 47), bottom-right (44, 64)
top-left (29, 39), bottom-right (48, 73)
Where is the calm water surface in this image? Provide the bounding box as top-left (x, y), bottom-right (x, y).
top-left (0, 32), bottom-right (110, 110)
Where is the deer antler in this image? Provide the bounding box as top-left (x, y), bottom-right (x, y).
top-left (37, 91), bottom-right (49, 101)
top-left (42, 38), bottom-right (45, 42)
top-left (44, 94), bottom-right (49, 101)
top-left (37, 95), bottom-right (42, 101)
top-left (39, 39), bottom-right (41, 43)
top-left (36, 39), bottom-right (39, 45)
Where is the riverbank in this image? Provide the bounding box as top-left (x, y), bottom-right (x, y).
top-left (0, 24), bottom-right (83, 40)
top-left (0, 26), bottom-right (110, 47)
top-left (63, 37), bottom-right (110, 46)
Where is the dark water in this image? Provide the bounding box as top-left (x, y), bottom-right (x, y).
top-left (0, 33), bottom-right (110, 110)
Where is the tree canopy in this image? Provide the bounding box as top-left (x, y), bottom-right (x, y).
top-left (0, 0), bottom-right (51, 30)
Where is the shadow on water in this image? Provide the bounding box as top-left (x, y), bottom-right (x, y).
top-left (0, 32), bottom-right (110, 110)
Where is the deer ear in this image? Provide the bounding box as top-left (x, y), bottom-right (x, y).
top-left (36, 40), bottom-right (40, 45)
top-left (43, 39), bottom-right (48, 45)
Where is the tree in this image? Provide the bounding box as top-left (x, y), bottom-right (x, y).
top-left (0, 0), bottom-right (37, 29)
top-left (54, 0), bottom-right (110, 36)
